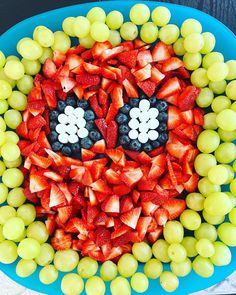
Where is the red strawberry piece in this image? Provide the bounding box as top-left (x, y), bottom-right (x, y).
top-left (162, 199), bottom-right (186, 220)
top-left (193, 107), bottom-right (204, 126)
top-left (101, 195), bottom-right (120, 213)
top-left (90, 162), bottom-right (104, 181)
top-left (113, 184), bottom-right (131, 196)
top-left (105, 65), bottom-right (122, 79)
top-left (141, 201), bottom-right (159, 216)
top-left (73, 85), bottom-right (84, 99)
top-left (106, 120), bottom-right (118, 149)
top-left (67, 44), bottom-right (85, 55)
top-left (101, 77), bottom-right (112, 90)
top-left (137, 50), bottom-right (152, 67)
top-left (30, 153), bottom-right (52, 169)
top-left (106, 149), bottom-right (126, 167)
top-left (120, 196), bottom-right (134, 213)
top-left (27, 115), bottom-right (46, 130)
top-left (87, 205), bottom-right (100, 224)
top-left (120, 207), bottom-right (141, 229)
top-left (51, 229), bottom-right (72, 251)
top-left (137, 80), bottom-right (156, 97)
top-left (101, 45), bottom-right (124, 61)
top-left (132, 64), bottom-right (151, 82)
top-left (43, 171), bottom-right (63, 182)
top-left (162, 57), bottom-right (184, 72)
top-left (33, 74), bottom-right (45, 87)
top-left (49, 183), bottom-right (66, 208)
top-left (104, 169), bottom-right (122, 184)
top-left (98, 88), bottom-right (108, 105)
top-left (24, 187), bottom-right (39, 204)
top-left (152, 42), bottom-right (171, 62)
top-left (157, 77), bottom-right (181, 99)
top-left (147, 217), bottom-right (158, 232)
top-left (121, 41), bottom-right (134, 51)
top-left (177, 67), bottom-right (190, 79)
top-left (80, 49), bottom-right (93, 61)
top-left (182, 158), bottom-right (193, 176)
top-left (183, 173), bottom-right (199, 192)
top-left (76, 73), bottom-right (100, 86)
top-left (181, 110), bottom-right (194, 124)
top-left (95, 212), bottom-right (109, 226)
top-left (134, 38), bottom-right (147, 49)
top-left (166, 141), bottom-right (191, 160)
top-left (106, 217), bottom-right (115, 228)
top-left (150, 66), bottom-right (165, 84)
top-left (137, 179), bottom-right (156, 191)
top-left (16, 122), bottom-right (28, 139)
top-left (28, 128), bottom-right (40, 142)
top-left (42, 58), bottom-right (57, 79)
top-left (65, 54), bottom-right (83, 70)
top-left (106, 103), bottom-right (119, 123)
top-left (57, 183), bottom-right (73, 204)
top-left (58, 206), bottom-right (73, 224)
top-left (83, 62), bottom-right (101, 74)
top-left (120, 168), bottom-right (143, 187)
top-left (166, 157), bottom-right (178, 187)
top-left (90, 179), bottom-right (111, 194)
top-left (53, 50), bottom-right (66, 66)
top-left (57, 89), bottom-right (68, 100)
top-left (28, 86), bottom-right (43, 102)
top-left (27, 100), bottom-right (46, 116)
top-left (81, 149), bottom-right (96, 161)
top-left (154, 208), bottom-right (169, 226)
top-left (65, 218), bottom-right (89, 235)
top-left (117, 49), bottom-right (138, 68)
top-left (91, 139), bottom-right (106, 154)
top-left (194, 125), bottom-right (203, 136)
top-left (137, 151), bottom-right (152, 164)
top-left (148, 226), bottom-right (163, 244)
top-left (136, 217), bottom-right (152, 239)
top-left (177, 86), bottom-right (200, 111)
top-left (41, 81), bottom-right (57, 109)
top-left (59, 76), bottom-right (76, 93)
top-left (168, 105), bottom-right (182, 130)
top-left (118, 65), bottom-right (136, 85)
top-left (122, 78), bottom-right (139, 98)
top-left (56, 165), bottom-right (71, 178)
top-left (148, 153), bottom-right (166, 180)
top-left (111, 224), bottom-right (131, 239)
top-left (92, 41), bottom-right (112, 59)
top-left (45, 149), bottom-right (65, 166)
top-left (112, 232), bottom-right (132, 247)
top-left (45, 215), bottom-right (56, 235)
top-left (29, 173), bottom-right (49, 193)
top-left (95, 227), bottom-right (111, 247)
top-left (100, 67), bottom-right (117, 80)
top-left (111, 84), bottom-right (124, 109)
top-left (95, 118), bottom-right (107, 139)
top-left (182, 125), bottom-right (198, 141)
top-left (55, 64), bottom-right (70, 79)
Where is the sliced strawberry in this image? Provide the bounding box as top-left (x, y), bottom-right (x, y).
top-left (106, 149), bottom-right (126, 167)
top-left (150, 66), bottom-right (165, 84)
top-left (81, 49), bottom-right (93, 61)
top-left (27, 100), bottom-right (46, 116)
top-left (91, 139), bottom-right (106, 154)
top-left (45, 149), bottom-right (65, 166)
top-left (111, 224), bottom-right (131, 239)
top-left (111, 84), bottom-right (124, 109)
top-left (41, 81), bottom-right (57, 109)
top-left (28, 115), bottom-right (46, 130)
top-left (113, 184), bottom-right (131, 196)
top-left (137, 50), bottom-right (153, 68)
top-left (106, 103), bottom-right (119, 123)
top-left (166, 141), bottom-right (191, 160)
top-left (120, 207), bottom-right (142, 229)
top-left (183, 173), bottom-right (199, 192)
top-left (73, 85), bottom-right (84, 99)
top-left (16, 122), bottom-right (28, 139)
top-left (141, 201), bottom-right (159, 216)
top-left (76, 73), bottom-right (100, 86)
top-left (136, 217), bottom-right (152, 239)
top-left (120, 168), bottom-right (143, 187)
top-left (152, 42), bottom-right (171, 62)
top-left (92, 41), bottom-right (112, 59)
top-left (137, 80), bottom-right (156, 97)
top-left (67, 44), bottom-right (85, 55)
top-left (45, 215), bottom-right (56, 235)
top-left (43, 58), bottom-right (57, 79)
top-left (95, 118), bottom-right (107, 139)
top-left (106, 120), bottom-right (118, 149)
top-left (168, 106), bottom-right (182, 130)
top-left (148, 153), bottom-right (166, 180)
top-left (53, 50), bottom-right (66, 66)
top-left (117, 50), bottom-right (138, 68)
top-left (177, 67), bottom-right (190, 79)
top-left (105, 169), bottom-right (122, 184)
top-left (43, 171), bottom-right (63, 182)
top-left (157, 77), bottom-right (181, 99)
top-left (24, 187), bottom-right (39, 204)
top-left (193, 107), bottom-right (204, 126)
top-left (51, 229), bottom-right (72, 250)
top-left (58, 206), bottom-right (72, 224)
top-left (122, 78), bottom-right (139, 98)
top-left (49, 183), bottom-right (66, 208)
top-left (154, 208), bottom-right (169, 226)
top-left (162, 199), bottom-right (186, 220)
top-left (81, 149), bottom-right (96, 161)
top-left (65, 54), bottom-right (83, 70)
top-left (101, 45), bottom-right (124, 61)
top-left (134, 39), bottom-right (147, 49)
top-left (30, 153), bottom-right (52, 169)
top-left (162, 57), bottom-right (184, 72)
top-left (101, 195), bottom-right (120, 213)
top-left (59, 76), bottom-right (76, 93)
top-left (95, 227), bottom-right (111, 247)
top-left (132, 64), bottom-right (151, 82)
top-left (137, 179), bottom-right (156, 191)
top-left (148, 226), bottom-right (163, 244)
top-left (90, 179), bottom-right (111, 194)
top-left (181, 110), bottom-right (194, 124)
top-left (177, 86), bottom-right (200, 111)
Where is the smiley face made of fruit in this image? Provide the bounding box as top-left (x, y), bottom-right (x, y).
top-left (0, 3), bottom-right (236, 295)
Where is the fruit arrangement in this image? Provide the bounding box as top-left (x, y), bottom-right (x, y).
top-left (0, 2), bottom-right (236, 295)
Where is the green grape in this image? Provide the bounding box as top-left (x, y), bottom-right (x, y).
top-left (79, 35), bottom-right (96, 49)
top-left (193, 256), bottom-right (214, 278)
top-left (62, 17), bottom-right (76, 37)
top-left (18, 238), bottom-right (41, 259)
top-left (202, 210), bottom-right (225, 225)
top-left (100, 260), bottom-right (117, 281)
top-left (164, 221), bottom-right (184, 244)
top-left (77, 257), bottom-right (98, 278)
top-left (170, 258), bottom-right (192, 277)
top-left (17, 74), bottom-right (34, 94)
top-left (159, 24), bottom-right (180, 44)
top-left (230, 179), bottom-right (236, 195)
top-left (200, 32), bottom-right (216, 54)
top-left (196, 87), bottom-right (213, 108)
top-left (217, 223), bottom-right (236, 246)
top-left (108, 30), bottom-right (121, 47)
top-left (228, 194), bottom-right (236, 207)
top-left (223, 165), bottom-right (235, 184)
top-left (140, 22), bottom-right (158, 44)
top-left (203, 112), bottom-right (218, 130)
top-left (4, 156), bottom-right (22, 168)
top-left (0, 69), bottom-right (16, 88)
top-left (0, 117), bottom-right (6, 131)
top-left (160, 271), bottom-right (179, 293)
top-left (4, 109), bottom-right (22, 129)
top-left (196, 238), bottom-right (215, 258)
top-left (87, 7), bottom-right (106, 23)
top-left (226, 80), bottom-right (236, 100)
top-left (191, 68), bottom-right (209, 88)
top-left (198, 177), bottom-right (221, 196)
top-left (17, 38), bottom-right (43, 60)
top-left (151, 6), bottom-right (171, 26)
top-left (90, 22), bottom-right (110, 42)
top-left (132, 242), bottom-right (152, 263)
top-left (51, 31), bottom-right (71, 54)
top-left (204, 192), bottom-right (232, 216)
top-left (0, 80), bottom-right (12, 99)
top-left (229, 208), bottom-right (236, 225)
top-left (54, 249), bottom-right (79, 272)
top-left (130, 4), bottom-right (150, 25)
top-left (210, 241), bottom-right (232, 266)
top-left (0, 205), bottom-right (16, 224)
top-left (152, 239), bottom-right (170, 262)
top-left (0, 51), bottom-right (6, 68)
top-left (1, 142), bottom-right (20, 161)
top-left (0, 130), bottom-right (6, 146)
top-left (73, 17), bottom-right (91, 38)
top-left (180, 209), bottom-right (201, 230)
top-left (208, 164), bottom-right (229, 185)
top-left (0, 183), bottom-right (8, 204)
top-left (33, 25), bottom-right (46, 39)
top-left (202, 52), bottom-right (224, 69)
top-left (61, 273), bottom-right (84, 295)
top-left (186, 192), bottom-right (205, 211)
top-left (3, 216), bottom-right (25, 240)
top-left (226, 60), bottom-right (236, 80)
top-left (197, 130), bottom-right (220, 153)
top-left (16, 259), bottom-right (37, 278)
top-left (35, 243), bottom-right (55, 266)
top-left (144, 258), bottom-right (163, 279)
top-left (120, 22), bottom-right (138, 41)
top-left (0, 160), bottom-right (6, 176)
top-left (215, 142), bottom-right (236, 163)
top-left (4, 60), bottom-right (25, 80)
top-left (8, 90), bottom-right (27, 111)
top-left (27, 221), bottom-right (49, 244)
top-left (181, 237), bottom-right (198, 258)
top-left (117, 253), bottom-right (138, 277)
top-left (184, 33), bottom-right (204, 53)
top-left (207, 62), bottom-right (229, 82)
top-left (231, 101), bottom-right (236, 112)
top-left (110, 277), bottom-right (131, 295)
top-left (0, 240), bottom-right (18, 264)
top-left (181, 18), bottom-right (202, 37)
top-left (0, 225), bottom-right (5, 242)
top-left (194, 223), bottom-right (217, 242)
top-left (194, 153), bottom-right (216, 176)
top-left (209, 80), bottom-right (227, 94)
top-left (17, 204), bottom-right (36, 226)
top-left (131, 273), bottom-right (149, 293)
top-left (6, 55), bottom-right (20, 61)
top-left (21, 58), bottom-right (41, 76)
top-left (86, 276), bottom-right (105, 295)
top-left (12, 228), bottom-right (26, 243)
top-left (39, 265), bottom-right (58, 285)
top-left (106, 11), bottom-right (124, 30)
top-left (34, 27), bottom-right (54, 47)
top-left (173, 38), bottom-right (186, 56)
top-left (0, 99), bottom-right (8, 114)
top-left (39, 47), bottom-right (53, 64)
top-left (168, 243), bottom-right (187, 263)
top-left (211, 96), bottom-right (231, 113)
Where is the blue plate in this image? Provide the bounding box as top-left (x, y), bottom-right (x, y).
top-left (0, 1), bottom-right (236, 294)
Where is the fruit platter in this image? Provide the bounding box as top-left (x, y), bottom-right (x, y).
top-left (0, 1), bottom-right (236, 294)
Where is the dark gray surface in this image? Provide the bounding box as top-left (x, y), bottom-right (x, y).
top-left (0, 0), bottom-right (235, 35)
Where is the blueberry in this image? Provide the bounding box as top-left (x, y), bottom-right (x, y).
top-left (119, 124), bottom-right (130, 134)
top-left (49, 131), bottom-right (58, 142)
top-left (119, 135), bottom-right (130, 146)
top-left (66, 96), bottom-right (77, 107)
top-left (62, 146), bottom-right (72, 156)
top-left (143, 143), bottom-right (153, 152)
top-left (77, 100), bottom-right (89, 109)
top-left (81, 137), bottom-right (93, 149)
top-left (84, 110), bottom-right (95, 121)
top-left (50, 121), bottom-right (57, 130)
top-left (120, 104), bottom-right (131, 115)
top-left (158, 112), bottom-right (168, 122)
top-left (89, 130), bottom-right (101, 141)
top-left (139, 92), bottom-right (147, 100)
top-left (57, 100), bottom-right (66, 112)
top-left (157, 100), bottom-right (168, 112)
top-left (129, 139), bottom-right (142, 151)
top-left (86, 121), bottom-right (95, 131)
top-left (152, 140), bottom-right (161, 148)
top-left (149, 96), bottom-right (157, 107)
top-left (72, 142), bottom-right (81, 153)
top-left (158, 122), bottom-right (167, 132)
top-left (116, 113), bottom-right (128, 124)
top-left (52, 141), bottom-right (63, 152)
top-left (129, 98), bottom-right (139, 107)
top-left (96, 154), bottom-right (105, 159)
top-left (159, 132), bottom-right (168, 144)
top-left (50, 110), bottom-right (59, 121)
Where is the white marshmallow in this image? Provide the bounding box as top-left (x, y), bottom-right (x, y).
top-left (139, 99), bottom-right (150, 112)
top-left (67, 115), bottom-right (78, 125)
top-left (139, 122), bottom-right (149, 133)
top-left (139, 111), bottom-right (150, 122)
top-left (76, 118), bottom-right (86, 128)
top-left (77, 128), bottom-right (89, 138)
top-left (148, 130), bottom-right (159, 140)
top-left (129, 129), bottom-right (139, 140)
top-left (66, 124), bottom-right (77, 135)
top-left (138, 132), bottom-right (149, 144)
top-left (58, 133), bottom-right (69, 144)
top-left (128, 118), bottom-right (139, 129)
top-left (56, 124), bottom-right (67, 134)
top-left (148, 108), bottom-right (159, 119)
top-left (73, 107), bottom-right (85, 118)
top-left (64, 105), bottom-right (74, 115)
top-left (58, 114), bottom-right (68, 124)
top-left (129, 107), bottom-right (141, 119)
top-left (68, 134), bottom-right (79, 144)
top-left (148, 119), bottom-right (159, 129)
